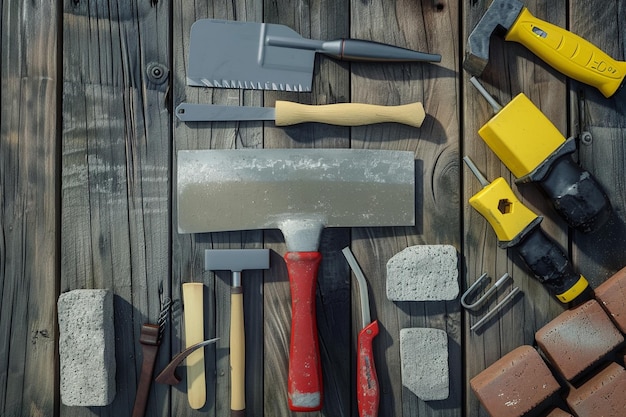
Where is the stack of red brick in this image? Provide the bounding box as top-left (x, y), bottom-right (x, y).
top-left (471, 266), bottom-right (626, 417)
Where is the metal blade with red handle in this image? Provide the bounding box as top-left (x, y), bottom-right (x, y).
top-left (342, 247), bottom-right (380, 417)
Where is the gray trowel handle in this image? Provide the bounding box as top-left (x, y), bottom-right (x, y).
top-left (266, 36), bottom-right (441, 62)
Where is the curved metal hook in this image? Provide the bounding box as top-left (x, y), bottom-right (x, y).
top-left (461, 272), bottom-right (511, 310)
top-left (155, 338), bottom-right (219, 385)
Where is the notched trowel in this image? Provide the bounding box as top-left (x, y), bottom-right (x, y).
top-left (187, 19), bottom-right (441, 91)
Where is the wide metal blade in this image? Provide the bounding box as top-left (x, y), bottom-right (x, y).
top-left (177, 148), bottom-right (415, 234)
top-left (176, 103), bottom-right (275, 122)
top-left (187, 19), bottom-right (315, 92)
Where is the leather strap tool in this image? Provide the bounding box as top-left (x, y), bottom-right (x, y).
top-left (131, 297), bottom-right (171, 417)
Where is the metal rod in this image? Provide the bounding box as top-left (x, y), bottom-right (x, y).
top-left (470, 76), bottom-right (503, 113)
top-left (470, 287), bottom-right (521, 332)
top-left (463, 156), bottom-right (490, 187)
top-left (342, 247), bottom-right (371, 327)
top-left (461, 273), bottom-right (512, 310)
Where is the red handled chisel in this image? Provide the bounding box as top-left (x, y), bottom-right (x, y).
top-left (342, 247), bottom-right (379, 417)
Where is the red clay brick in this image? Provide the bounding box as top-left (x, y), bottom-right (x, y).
top-left (470, 345), bottom-right (561, 417)
top-left (543, 408), bottom-right (573, 417)
top-left (535, 299), bottom-right (624, 381)
top-left (594, 265), bottom-right (626, 333)
top-left (565, 362), bottom-right (626, 417)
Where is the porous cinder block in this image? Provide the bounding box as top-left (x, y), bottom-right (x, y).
top-left (386, 245), bottom-right (459, 301)
top-left (58, 289), bottom-right (116, 406)
top-left (535, 299), bottom-right (624, 382)
top-left (400, 328), bottom-right (449, 401)
top-left (565, 362), bottom-right (626, 417)
top-left (594, 265), bottom-right (626, 333)
top-left (470, 345), bottom-right (561, 417)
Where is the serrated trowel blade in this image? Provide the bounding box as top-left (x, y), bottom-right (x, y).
top-left (187, 19), bottom-right (316, 92)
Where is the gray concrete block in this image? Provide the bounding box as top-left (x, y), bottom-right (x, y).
top-left (58, 289), bottom-right (116, 407)
top-left (386, 245), bottom-right (459, 301)
top-left (400, 328), bottom-right (449, 401)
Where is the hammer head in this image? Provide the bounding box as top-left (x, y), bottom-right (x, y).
top-left (464, 0), bottom-right (524, 75)
top-left (205, 248), bottom-right (270, 273)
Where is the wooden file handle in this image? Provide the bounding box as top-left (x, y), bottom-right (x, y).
top-left (284, 251), bottom-right (323, 412)
top-left (183, 283), bottom-right (206, 410)
top-left (274, 101), bottom-right (425, 128)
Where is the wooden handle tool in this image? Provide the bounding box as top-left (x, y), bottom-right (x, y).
top-left (182, 282), bottom-right (206, 409)
top-left (175, 101), bottom-right (426, 128)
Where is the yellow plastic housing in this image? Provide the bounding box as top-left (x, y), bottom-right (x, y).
top-left (505, 8), bottom-right (626, 98)
top-left (478, 93), bottom-right (564, 178)
top-left (556, 275), bottom-right (589, 304)
top-left (469, 177), bottom-right (539, 242)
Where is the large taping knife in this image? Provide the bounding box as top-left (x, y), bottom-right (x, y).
top-left (176, 149), bottom-right (415, 411)
top-left (464, 0), bottom-right (626, 98)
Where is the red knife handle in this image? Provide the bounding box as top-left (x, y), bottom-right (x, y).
top-left (284, 251), bottom-right (323, 412)
top-left (357, 320), bottom-right (380, 417)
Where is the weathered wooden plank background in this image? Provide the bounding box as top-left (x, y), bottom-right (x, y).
top-left (1, 0), bottom-right (625, 416)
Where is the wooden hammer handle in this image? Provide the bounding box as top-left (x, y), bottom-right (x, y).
top-left (230, 287), bottom-right (246, 417)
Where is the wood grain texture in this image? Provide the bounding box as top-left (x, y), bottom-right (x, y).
top-left (61, 1), bottom-right (171, 416)
top-left (0, 2), bottom-right (59, 417)
top-left (462, 0), bottom-right (626, 416)
top-left (567, 1), bottom-right (626, 286)
top-left (172, 2), bottom-right (264, 417)
top-left (262, 1), bottom-right (351, 416)
top-left (3, 1), bottom-right (626, 416)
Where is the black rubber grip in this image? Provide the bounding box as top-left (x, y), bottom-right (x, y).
top-left (514, 224), bottom-right (587, 303)
top-left (518, 138), bottom-right (611, 233)
top-left (337, 39), bottom-right (441, 62)
top-left (541, 156), bottom-right (611, 233)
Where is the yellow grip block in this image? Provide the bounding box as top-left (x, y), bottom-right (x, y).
top-left (478, 93), bottom-right (564, 178)
top-left (274, 100), bottom-right (425, 127)
top-left (506, 8), bottom-right (626, 98)
top-left (469, 177), bottom-right (539, 242)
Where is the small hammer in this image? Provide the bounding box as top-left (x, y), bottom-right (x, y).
top-left (464, 0), bottom-right (626, 97)
top-left (205, 249), bottom-right (270, 417)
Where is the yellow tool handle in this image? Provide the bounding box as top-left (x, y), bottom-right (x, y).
top-left (468, 177), bottom-right (538, 242)
top-left (506, 8), bottom-right (626, 98)
top-left (183, 282), bottom-right (206, 410)
top-left (230, 288), bottom-right (245, 417)
top-left (274, 101), bottom-right (425, 127)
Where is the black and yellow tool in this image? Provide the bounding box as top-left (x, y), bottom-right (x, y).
top-left (463, 156), bottom-right (593, 305)
top-left (464, 0), bottom-right (626, 98)
top-left (469, 77), bottom-right (611, 233)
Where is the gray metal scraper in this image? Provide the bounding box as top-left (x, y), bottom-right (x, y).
top-left (177, 148), bottom-right (415, 411)
top-left (187, 19), bottom-right (441, 91)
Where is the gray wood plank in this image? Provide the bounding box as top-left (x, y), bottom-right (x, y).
top-left (0, 2), bottom-right (59, 416)
top-left (261, 1), bottom-right (352, 415)
top-left (350, 1), bottom-right (461, 416)
top-left (463, 1), bottom-right (586, 416)
top-left (568, 1), bottom-right (626, 287)
top-left (61, 1), bottom-right (171, 416)
top-left (172, 2), bottom-right (264, 417)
